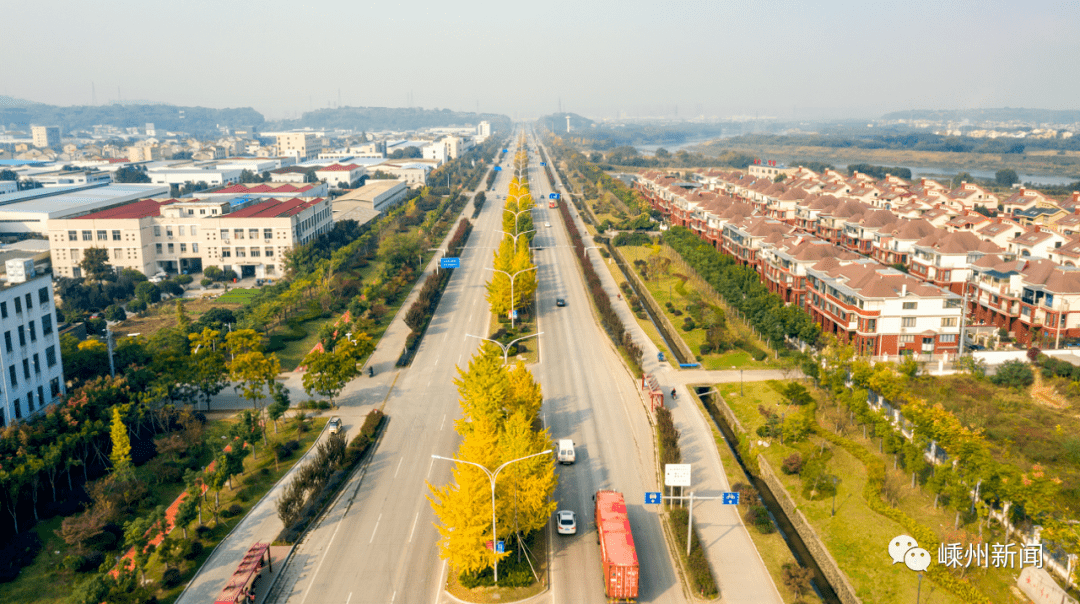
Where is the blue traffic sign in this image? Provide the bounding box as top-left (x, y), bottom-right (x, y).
top-left (645, 492), bottom-right (662, 505)
top-left (540, 162), bottom-right (546, 166)
top-left (496, 540), bottom-right (505, 553)
top-left (440, 257), bottom-right (460, 269)
top-left (503, 149), bottom-right (509, 153)
top-left (722, 492), bottom-right (740, 505)
top-left (493, 166), bottom-right (502, 171)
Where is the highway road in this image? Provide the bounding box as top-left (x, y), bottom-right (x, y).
top-left (267, 131), bottom-right (687, 604)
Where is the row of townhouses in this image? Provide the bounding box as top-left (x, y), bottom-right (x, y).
top-left (635, 165), bottom-right (1080, 354)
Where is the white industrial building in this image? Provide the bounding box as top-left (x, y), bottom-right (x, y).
top-left (0, 182), bottom-right (169, 234)
top-left (0, 263), bottom-right (65, 426)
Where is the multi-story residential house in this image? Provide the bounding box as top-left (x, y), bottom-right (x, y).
top-left (908, 230), bottom-right (1002, 294)
top-left (976, 219), bottom-right (1026, 248)
top-left (48, 195), bottom-right (333, 279)
top-left (761, 236), bottom-right (858, 306)
top-left (0, 265), bottom-right (65, 426)
top-left (840, 209), bottom-right (897, 255)
top-left (871, 218), bottom-right (938, 266)
top-left (1008, 227), bottom-right (1068, 259)
top-left (945, 181), bottom-right (999, 210)
top-left (805, 258), bottom-right (963, 356)
top-left (969, 257), bottom-right (1080, 346)
top-left (721, 217), bottom-right (792, 269)
top-left (1001, 187), bottom-right (1057, 214)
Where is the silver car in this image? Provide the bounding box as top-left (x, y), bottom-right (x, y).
top-left (328, 417), bottom-right (342, 434)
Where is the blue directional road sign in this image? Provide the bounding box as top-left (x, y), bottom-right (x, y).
top-left (540, 162), bottom-right (546, 166)
top-left (645, 492), bottom-right (662, 505)
top-left (722, 492), bottom-right (740, 505)
top-left (493, 166), bottom-right (502, 171)
top-left (503, 149), bottom-right (509, 153)
top-left (440, 257), bottom-right (460, 269)
top-left (548, 193), bottom-right (560, 199)
top-left (496, 540), bottom-right (505, 553)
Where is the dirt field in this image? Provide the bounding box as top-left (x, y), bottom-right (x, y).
top-left (112, 297), bottom-right (245, 336)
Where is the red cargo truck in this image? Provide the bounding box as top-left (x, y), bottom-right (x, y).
top-left (594, 490), bottom-right (639, 601)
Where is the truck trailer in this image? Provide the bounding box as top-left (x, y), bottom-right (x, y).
top-left (594, 490), bottom-right (639, 601)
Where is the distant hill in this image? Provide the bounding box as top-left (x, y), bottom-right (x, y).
top-left (537, 112), bottom-right (595, 133)
top-left (881, 108), bottom-right (1080, 124)
top-left (269, 106), bottom-right (511, 133)
top-left (0, 96), bottom-right (264, 134)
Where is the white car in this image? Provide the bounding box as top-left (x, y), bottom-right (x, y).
top-left (328, 417), bottom-right (342, 434)
top-left (556, 510), bottom-right (577, 535)
top-left (545, 222), bottom-right (552, 228)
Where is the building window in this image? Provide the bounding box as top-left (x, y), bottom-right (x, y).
top-left (72, 267), bottom-right (82, 278)
top-left (191, 226), bottom-right (197, 236)
top-left (37, 386), bottom-right (44, 406)
top-left (251, 249), bottom-right (260, 257)
top-left (265, 248), bottom-right (273, 257)
top-left (32, 353), bottom-right (40, 374)
top-left (22, 359), bottom-right (30, 379)
top-left (26, 391), bottom-right (33, 412)
top-left (166, 227), bottom-right (173, 237)
top-left (24, 293), bottom-right (31, 310)
top-left (9, 364), bottom-right (16, 387)
top-left (41, 315), bottom-right (52, 335)
top-left (50, 377), bottom-right (60, 397)
top-left (46, 346), bottom-right (56, 367)
top-left (3, 331), bottom-right (10, 353)
top-left (222, 248), bottom-right (231, 258)
top-left (178, 226), bottom-right (185, 236)
top-left (264, 228), bottom-right (272, 239)
top-left (899, 335), bottom-right (915, 343)
top-left (902, 301), bottom-right (917, 310)
top-left (154, 226), bottom-right (161, 237)
top-left (156, 243), bottom-right (162, 254)
top-left (168, 243), bottom-right (174, 254)
top-left (17, 325), bottom-right (25, 346)
top-left (14, 298), bottom-right (21, 314)
top-left (220, 229), bottom-right (229, 239)
top-left (28, 320), bottom-right (35, 342)
top-left (236, 248), bottom-right (246, 258)
top-left (902, 317), bottom-right (917, 328)
top-left (192, 243), bottom-right (199, 253)
top-left (234, 229), bottom-right (244, 239)
top-left (940, 334), bottom-right (957, 343)
top-left (112, 230), bottom-right (122, 241)
top-left (68, 230), bottom-right (77, 241)
top-left (97, 230), bottom-right (107, 240)
top-left (12, 397), bottom-right (20, 420)
top-left (1, 301), bottom-right (7, 318)
top-left (82, 230), bottom-right (92, 241)
top-left (200, 209), bottom-right (206, 215)
top-left (113, 248), bottom-right (122, 259)
top-left (180, 243), bottom-right (187, 253)
top-left (941, 317), bottom-right (958, 327)
top-left (249, 228), bottom-right (259, 239)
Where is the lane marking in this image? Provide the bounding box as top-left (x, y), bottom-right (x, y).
top-left (391, 591), bottom-right (396, 603)
top-left (427, 456), bottom-right (435, 478)
top-left (408, 511), bottom-right (420, 543)
top-left (369, 513), bottom-right (382, 543)
top-left (394, 457), bottom-right (403, 478)
top-left (345, 593), bottom-right (352, 604)
top-left (298, 508), bottom-right (348, 604)
top-left (440, 414), bottom-right (446, 431)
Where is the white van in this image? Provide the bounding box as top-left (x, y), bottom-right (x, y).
top-left (557, 439), bottom-right (576, 464)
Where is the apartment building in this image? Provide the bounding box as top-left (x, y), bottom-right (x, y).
top-left (48, 195), bottom-right (333, 279)
top-left (275, 132), bottom-right (322, 161)
top-left (0, 266), bottom-right (65, 427)
top-left (31, 126), bottom-right (61, 149)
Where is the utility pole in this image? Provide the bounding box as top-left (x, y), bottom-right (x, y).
top-left (106, 326), bottom-right (116, 378)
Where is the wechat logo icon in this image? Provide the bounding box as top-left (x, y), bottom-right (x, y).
top-left (890, 535), bottom-right (931, 572)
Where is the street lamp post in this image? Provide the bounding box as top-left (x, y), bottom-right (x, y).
top-left (486, 266), bottom-right (537, 329)
top-left (431, 450), bottom-right (553, 585)
top-left (497, 229), bottom-right (536, 248)
top-left (465, 333), bottom-right (543, 365)
top-left (503, 207), bottom-right (532, 234)
top-left (583, 245), bottom-right (599, 260)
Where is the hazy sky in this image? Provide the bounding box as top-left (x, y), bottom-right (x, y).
top-left (3, 0), bottom-right (1078, 121)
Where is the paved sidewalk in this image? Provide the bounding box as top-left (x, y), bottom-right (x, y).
top-left (176, 189), bottom-right (483, 604)
top-left (545, 149), bottom-right (784, 604)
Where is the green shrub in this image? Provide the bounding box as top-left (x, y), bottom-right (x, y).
top-left (745, 504), bottom-right (775, 534)
top-left (221, 503), bottom-right (244, 518)
top-left (782, 453), bottom-right (804, 475)
top-left (181, 539), bottom-right (204, 560)
top-left (162, 567), bottom-right (183, 588)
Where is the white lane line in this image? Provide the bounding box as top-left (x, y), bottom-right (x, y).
top-left (394, 456), bottom-right (403, 478)
top-left (369, 513), bottom-right (382, 543)
top-left (427, 378), bottom-right (432, 387)
top-left (345, 593), bottom-right (352, 604)
top-left (457, 353), bottom-right (462, 366)
top-left (298, 509), bottom-right (348, 604)
top-left (408, 511), bottom-right (420, 542)
top-left (391, 591), bottom-right (396, 603)
top-left (427, 456), bottom-right (435, 478)
top-left (440, 414), bottom-right (446, 431)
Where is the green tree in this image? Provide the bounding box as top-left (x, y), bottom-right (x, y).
top-left (996, 168), bottom-right (1020, 187)
top-left (301, 334), bottom-right (373, 408)
top-left (109, 407), bottom-right (132, 472)
top-left (990, 359), bottom-right (1034, 389)
top-left (134, 281), bottom-right (161, 305)
top-left (174, 480), bottom-right (201, 538)
top-left (79, 248), bottom-right (113, 283)
top-left (189, 327), bottom-right (228, 408)
top-left (113, 166), bottom-right (151, 184)
top-left (377, 232), bottom-right (423, 270)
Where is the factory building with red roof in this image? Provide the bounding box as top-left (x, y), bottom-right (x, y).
top-left (47, 194), bottom-right (332, 279)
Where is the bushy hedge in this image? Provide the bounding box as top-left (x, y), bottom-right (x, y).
top-left (656, 407), bottom-right (681, 466)
top-left (669, 507), bottom-right (719, 597)
top-left (275, 409), bottom-right (385, 544)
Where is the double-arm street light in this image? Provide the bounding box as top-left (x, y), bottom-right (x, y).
top-left (431, 449), bottom-right (553, 585)
top-left (497, 229), bottom-right (536, 248)
top-left (486, 266), bottom-right (536, 329)
top-left (503, 207), bottom-right (533, 234)
top-left (466, 332), bottom-right (543, 365)
top-left (583, 245), bottom-right (600, 260)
